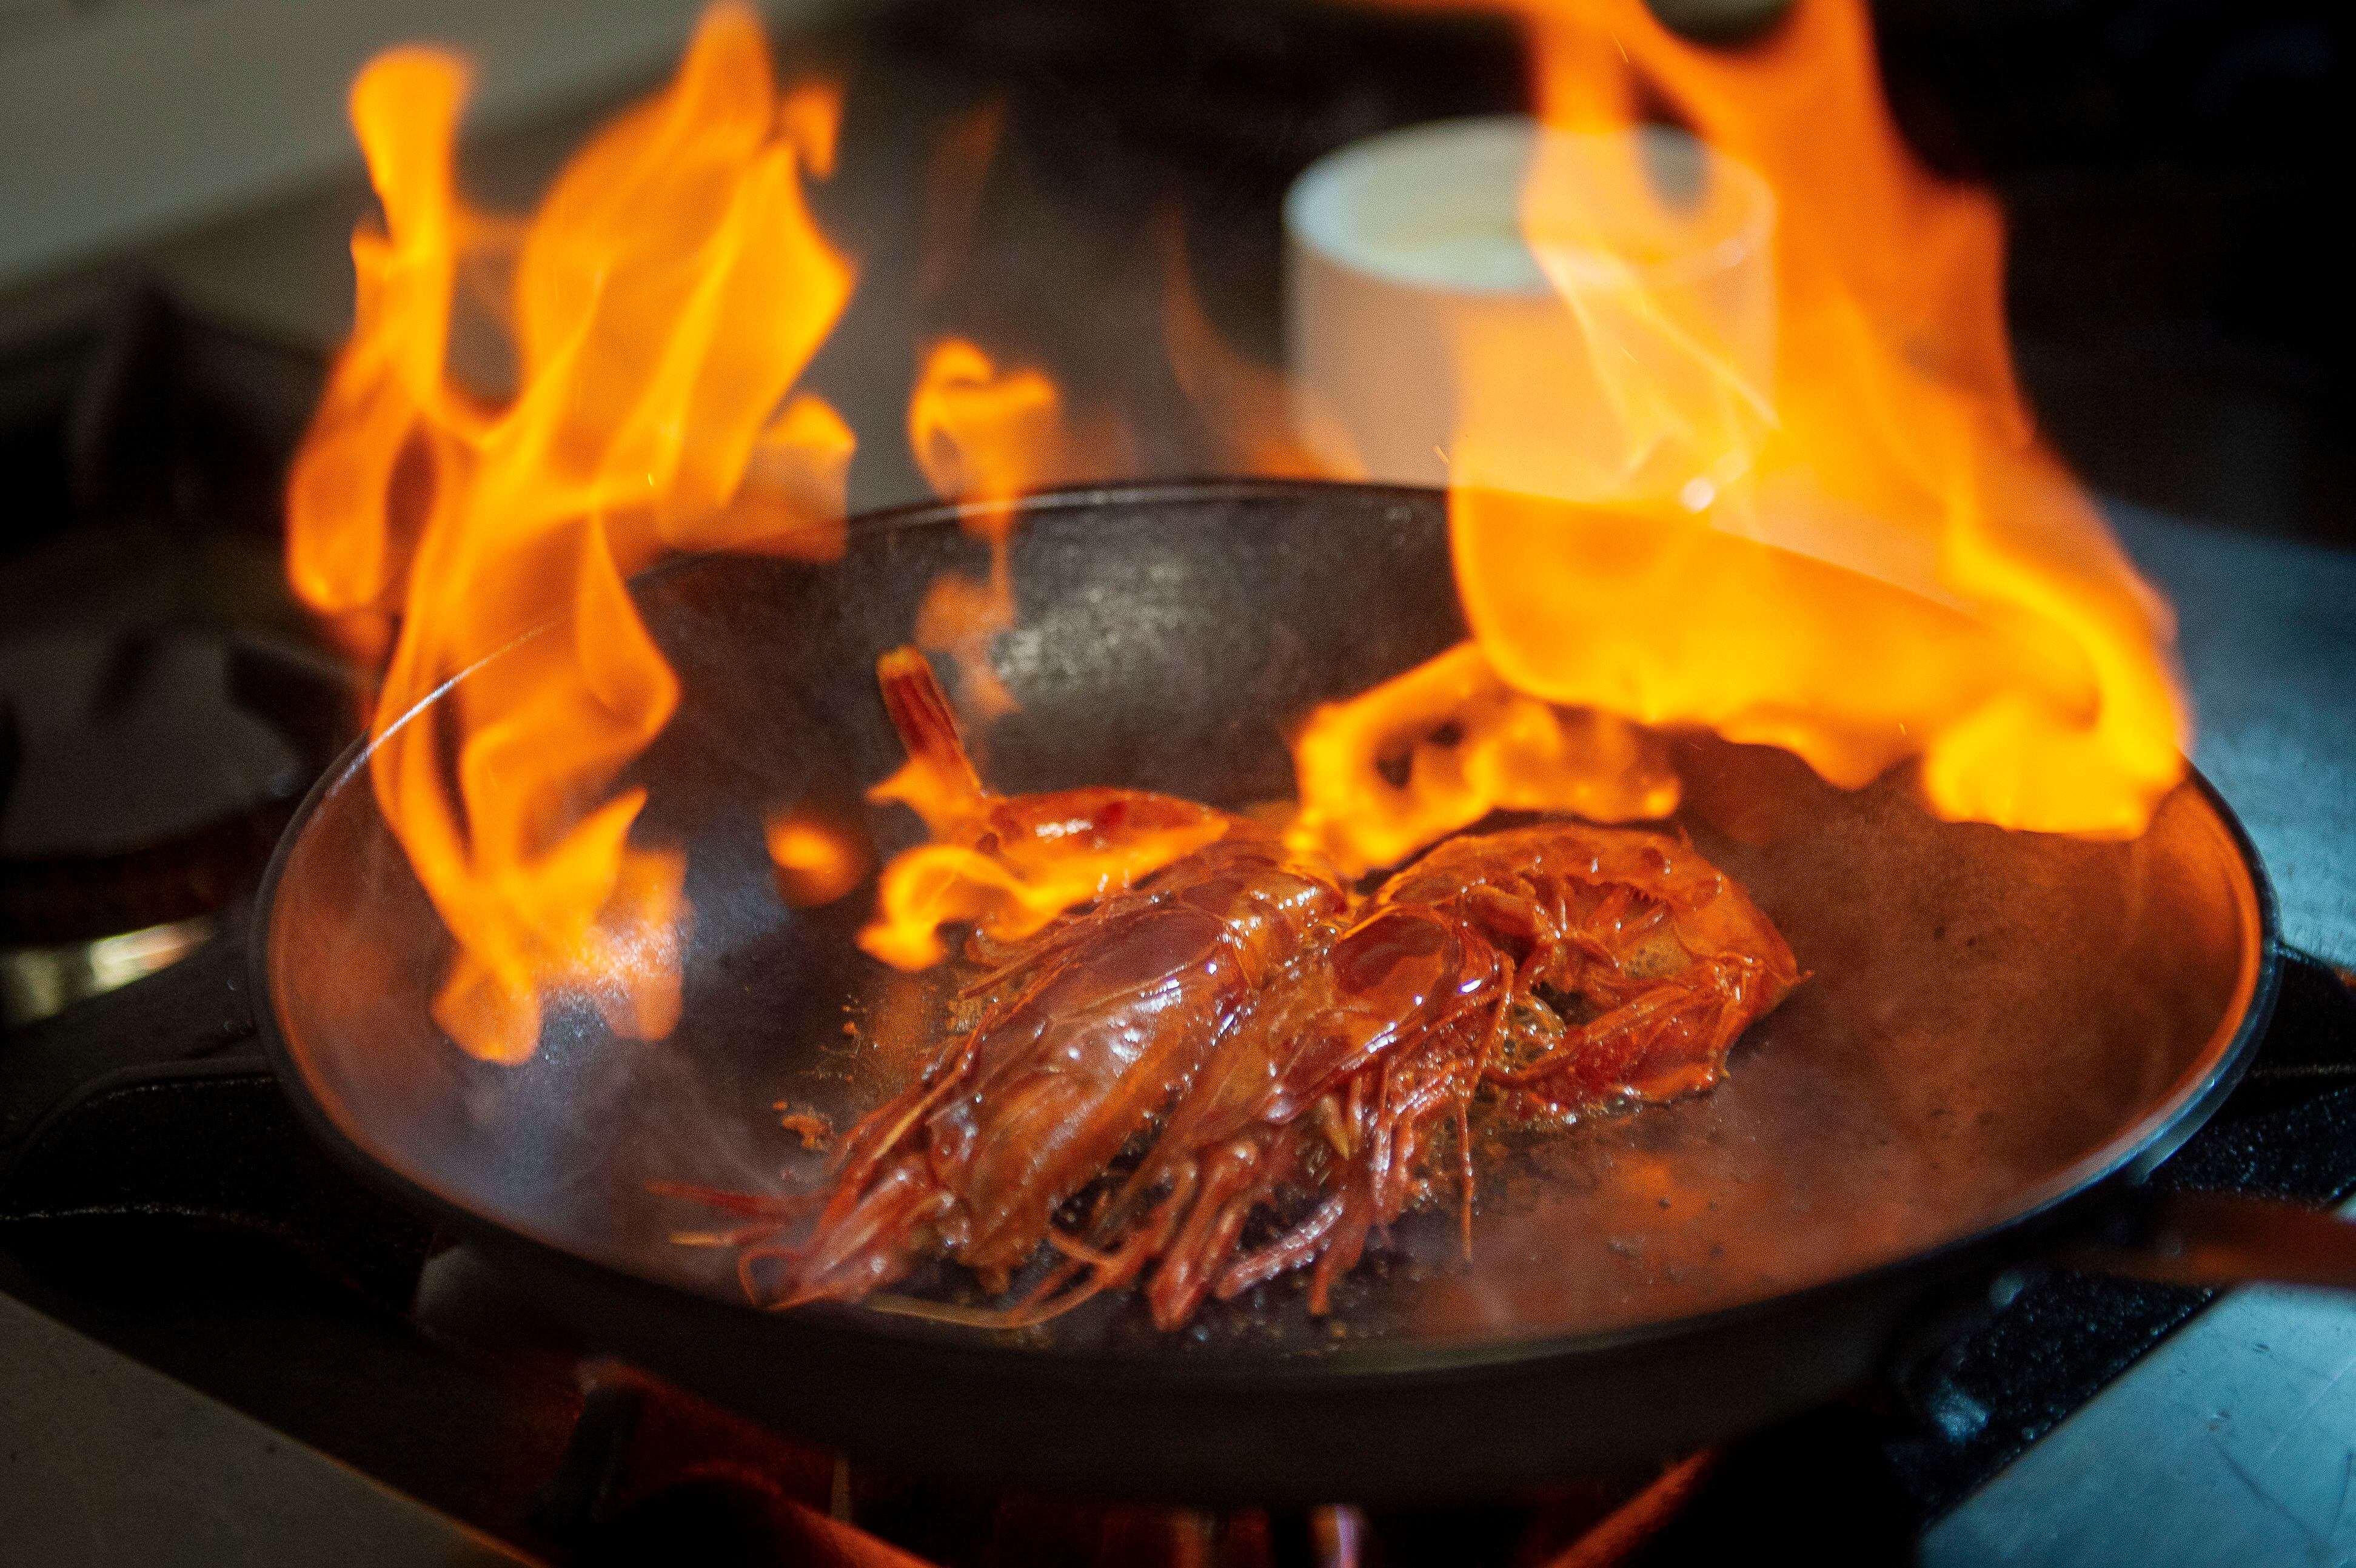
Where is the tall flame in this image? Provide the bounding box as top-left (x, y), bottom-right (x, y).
top-left (1291, 0), bottom-right (2187, 872)
top-left (286, 5), bottom-right (854, 1061)
top-left (903, 338), bottom-right (1060, 722)
top-left (902, 336), bottom-right (1130, 724)
top-left (848, 335), bottom-right (1169, 965)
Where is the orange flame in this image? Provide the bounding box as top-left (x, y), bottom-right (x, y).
top-left (1290, 642), bottom-right (1679, 876)
top-left (861, 811), bottom-right (1231, 971)
top-left (286, 5), bottom-right (854, 1061)
top-left (1294, 0), bottom-right (2186, 870)
top-left (862, 345), bottom-right (1158, 965)
top-left (857, 648), bottom-right (1228, 970)
top-left (766, 806), bottom-right (871, 908)
top-left (904, 337), bottom-right (1073, 723)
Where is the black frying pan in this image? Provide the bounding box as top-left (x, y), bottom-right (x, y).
top-left (252, 480), bottom-right (2281, 1501)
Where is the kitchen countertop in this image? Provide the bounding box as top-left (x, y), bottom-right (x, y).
top-left (0, 1292), bottom-right (535, 1568)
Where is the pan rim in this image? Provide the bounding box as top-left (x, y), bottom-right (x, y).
top-left (247, 477), bottom-right (2283, 1390)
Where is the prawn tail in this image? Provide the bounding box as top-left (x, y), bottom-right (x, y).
top-left (876, 645), bottom-right (986, 808)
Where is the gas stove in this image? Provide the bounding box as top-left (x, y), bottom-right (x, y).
top-left (4, 4), bottom-right (2353, 1563)
top-left (5, 289), bottom-right (2352, 1568)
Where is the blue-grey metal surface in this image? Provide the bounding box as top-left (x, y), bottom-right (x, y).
top-left (1926, 511), bottom-right (2356, 1563)
top-left (1925, 1275), bottom-right (2356, 1567)
top-left (2112, 505), bottom-right (2356, 969)
top-left (0, 1292), bottom-right (540, 1568)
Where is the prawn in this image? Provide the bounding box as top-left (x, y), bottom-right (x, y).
top-left (1006, 825), bottom-right (1798, 1327)
top-left (669, 651), bottom-right (1800, 1329)
top-left (738, 650), bottom-right (1348, 1309)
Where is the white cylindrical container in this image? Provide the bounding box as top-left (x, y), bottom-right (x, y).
top-left (1284, 115), bottom-right (1776, 508)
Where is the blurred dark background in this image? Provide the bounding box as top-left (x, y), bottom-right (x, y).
top-left (3, 0), bottom-right (2349, 558)
top-left (864, 0), bottom-right (2350, 545)
top-left (1876, 0), bottom-right (2346, 548)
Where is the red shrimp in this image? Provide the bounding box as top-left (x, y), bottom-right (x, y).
top-left (1007, 903), bottom-right (1505, 1327)
top-left (1374, 823), bottom-right (1801, 1116)
top-left (668, 656), bottom-right (1801, 1330)
top-left (1006, 823), bottom-right (1796, 1327)
top-left (855, 646), bottom-right (1238, 969)
top-left (735, 652), bottom-right (1347, 1308)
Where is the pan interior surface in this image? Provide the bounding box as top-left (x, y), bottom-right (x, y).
top-left (263, 482), bottom-right (2266, 1362)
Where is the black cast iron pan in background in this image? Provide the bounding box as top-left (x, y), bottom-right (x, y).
top-left (252, 480), bottom-right (2307, 1502)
